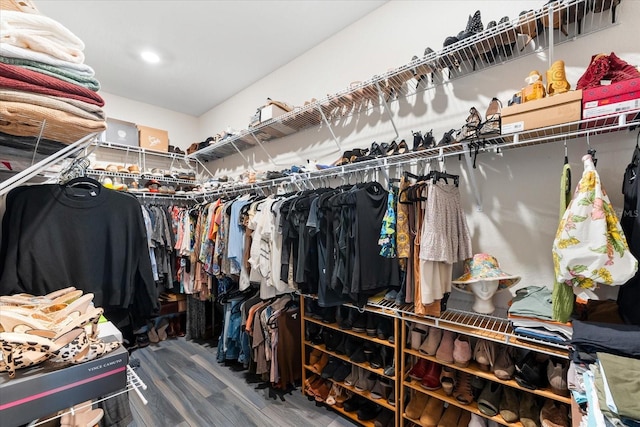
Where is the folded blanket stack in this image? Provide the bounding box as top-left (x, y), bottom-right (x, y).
top-left (0, 2), bottom-right (106, 144)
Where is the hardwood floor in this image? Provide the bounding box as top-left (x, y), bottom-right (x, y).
top-left (127, 338), bottom-right (358, 427)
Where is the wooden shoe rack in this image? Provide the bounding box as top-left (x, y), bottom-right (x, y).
top-left (300, 296), bottom-right (401, 427)
top-left (300, 294), bottom-right (572, 427)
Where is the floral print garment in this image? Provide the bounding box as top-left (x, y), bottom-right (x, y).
top-left (553, 155), bottom-right (638, 290)
top-left (378, 190), bottom-right (397, 258)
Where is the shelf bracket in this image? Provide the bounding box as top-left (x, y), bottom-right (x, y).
top-left (228, 139), bottom-right (251, 167)
top-left (461, 142), bottom-right (483, 212)
top-left (248, 130), bottom-right (286, 168)
top-left (317, 105), bottom-right (342, 152)
top-left (375, 81), bottom-right (400, 142)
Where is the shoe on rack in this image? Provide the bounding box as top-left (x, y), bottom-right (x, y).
top-left (404, 390), bottom-right (429, 420)
top-left (376, 317), bottom-right (393, 341)
top-left (408, 358), bottom-right (429, 381)
top-left (350, 345), bottom-right (367, 364)
top-left (344, 364), bottom-right (359, 386)
top-left (493, 345), bottom-right (516, 380)
top-left (518, 392), bottom-right (540, 427)
top-left (387, 384), bottom-right (396, 407)
top-left (369, 376), bottom-right (389, 400)
top-left (419, 395), bottom-right (445, 427)
top-left (343, 394), bottom-right (366, 413)
top-left (474, 339), bottom-right (496, 371)
top-left (440, 365), bottom-right (457, 396)
top-left (515, 351), bottom-right (549, 390)
top-left (321, 357), bottom-right (341, 379)
top-left (369, 346), bottom-right (384, 369)
top-left (478, 97), bottom-right (502, 137)
top-left (421, 360), bottom-right (443, 390)
top-left (411, 130), bottom-right (424, 152)
top-left (436, 129), bottom-right (457, 147)
top-left (354, 368), bottom-right (375, 392)
top-left (312, 352), bottom-right (329, 374)
top-left (453, 335), bottom-right (472, 367)
top-left (321, 306), bottom-right (337, 324)
top-left (470, 375), bottom-right (487, 401)
top-left (435, 330), bottom-right (456, 364)
top-left (338, 306), bottom-right (355, 330)
top-left (437, 404), bottom-right (462, 427)
top-left (457, 409), bottom-right (472, 427)
top-left (334, 334), bottom-right (347, 355)
top-left (357, 401), bottom-right (383, 421)
top-left (366, 312), bottom-right (377, 337)
top-left (411, 323), bottom-right (429, 350)
top-left (477, 382), bottom-right (503, 417)
top-left (373, 410), bottom-right (394, 427)
top-left (499, 386), bottom-right (520, 422)
top-left (60, 407), bottom-right (104, 427)
top-left (540, 399), bottom-right (569, 427)
top-left (419, 326), bottom-right (442, 356)
top-left (332, 361), bottom-right (353, 382)
top-left (547, 358), bottom-right (569, 397)
top-left (308, 348), bottom-right (323, 366)
top-left (454, 371), bottom-right (474, 405)
top-left (352, 310), bottom-right (367, 333)
top-left (456, 107), bottom-right (482, 142)
top-left (344, 336), bottom-right (360, 358)
top-left (496, 16), bottom-right (519, 57)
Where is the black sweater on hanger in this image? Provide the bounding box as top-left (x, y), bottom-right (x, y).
top-left (0, 183), bottom-right (158, 321)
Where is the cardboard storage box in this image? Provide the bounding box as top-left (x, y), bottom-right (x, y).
top-left (138, 124), bottom-right (169, 152)
top-left (0, 339), bottom-right (127, 427)
top-left (582, 78), bottom-right (640, 120)
top-left (501, 90), bottom-right (582, 134)
top-left (260, 104), bottom-right (288, 122)
top-left (105, 118), bottom-right (139, 147)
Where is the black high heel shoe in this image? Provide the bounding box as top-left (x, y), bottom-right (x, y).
top-left (396, 139), bottom-right (409, 155)
top-left (386, 140), bottom-right (398, 156)
top-left (422, 130), bottom-right (436, 149)
top-left (411, 130), bottom-right (424, 152)
top-left (437, 129), bottom-right (457, 147)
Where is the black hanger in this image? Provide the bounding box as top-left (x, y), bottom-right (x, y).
top-left (430, 170), bottom-right (459, 187)
top-left (63, 176), bottom-right (101, 189)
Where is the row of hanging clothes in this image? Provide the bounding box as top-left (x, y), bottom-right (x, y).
top-left (215, 283), bottom-right (301, 398)
top-left (193, 164), bottom-right (468, 313)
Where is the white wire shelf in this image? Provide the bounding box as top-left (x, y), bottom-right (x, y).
top-left (188, 0), bottom-right (620, 163)
top-left (85, 169), bottom-right (198, 186)
top-left (199, 109), bottom-right (640, 198)
top-left (366, 296), bottom-right (571, 359)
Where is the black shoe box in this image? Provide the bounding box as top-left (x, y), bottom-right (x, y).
top-left (0, 337), bottom-right (128, 427)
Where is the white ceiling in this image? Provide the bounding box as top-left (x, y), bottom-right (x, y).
top-left (35, 1), bottom-right (387, 117)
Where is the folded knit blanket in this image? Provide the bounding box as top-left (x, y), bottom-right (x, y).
top-left (0, 10), bottom-right (84, 64)
top-left (0, 43), bottom-right (94, 77)
top-left (0, 100), bottom-right (106, 144)
top-left (0, 56), bottom-right (100, 90)
top-left (0, 62), bottom-right (104, 106)
top-left (0, 89), bottom-right (105, 121)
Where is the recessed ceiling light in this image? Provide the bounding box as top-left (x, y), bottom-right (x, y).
top-left (140, 50), bottom-right (160, 64)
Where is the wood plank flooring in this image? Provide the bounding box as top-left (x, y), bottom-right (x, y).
top-left (127, 338), bottom-right (358, 427)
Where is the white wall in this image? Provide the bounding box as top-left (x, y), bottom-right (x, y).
top-left (105, 0), bottom-right (639, 296)
top-left (101, 92), bottom-right (201, 150)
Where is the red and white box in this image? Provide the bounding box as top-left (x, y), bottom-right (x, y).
top-left (582, 77), bottom-right (640, 120)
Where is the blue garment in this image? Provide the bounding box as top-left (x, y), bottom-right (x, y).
top-left (227, 197), bottom-right (251, 274)
top-left (224, 299), bottom-right (243, 361)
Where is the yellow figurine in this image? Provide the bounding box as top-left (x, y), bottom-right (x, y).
top-left (547, 60), bottom-right (571, 96)
top-left (522, 70), bottom-right (547, 102)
